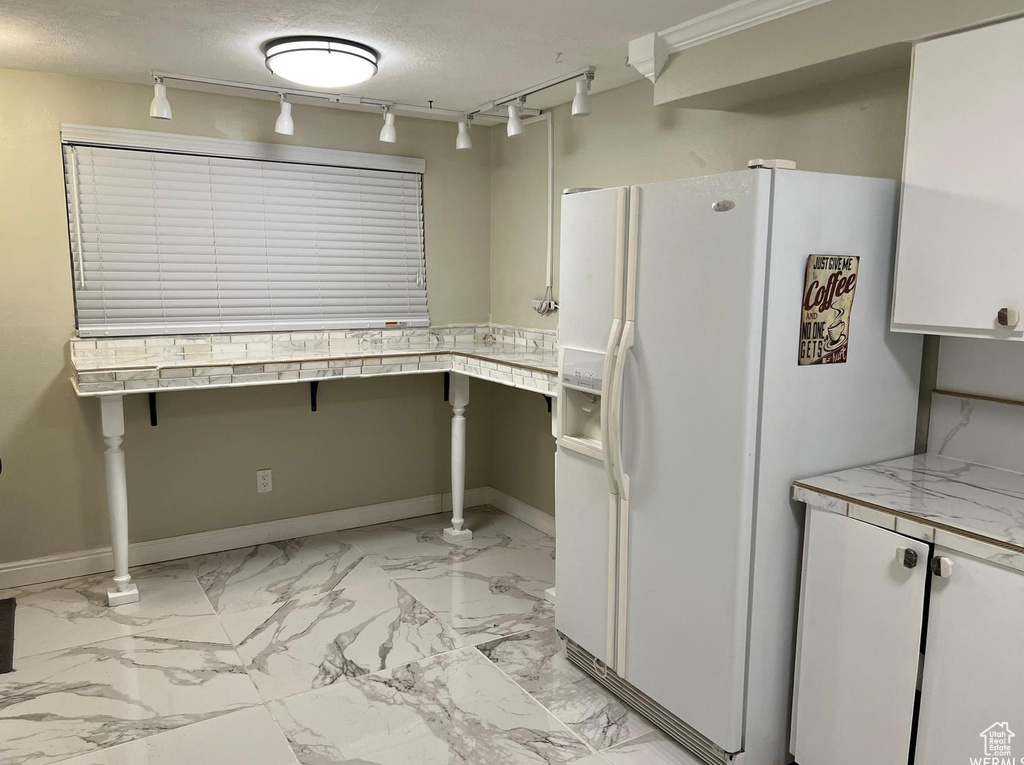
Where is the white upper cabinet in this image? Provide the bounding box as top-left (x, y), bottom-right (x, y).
top-left (892, 17), bottom-right (1024, 339)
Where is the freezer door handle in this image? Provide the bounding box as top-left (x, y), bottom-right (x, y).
top-left (609, 319), bottom-right (634, 501)
top-left (600, 319), bottom-right (622, 495)
top-left (609, 188), bottom-right (640, 502)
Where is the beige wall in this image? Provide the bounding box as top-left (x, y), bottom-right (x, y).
top-left (0, 68), bottom-right (492, 564)
top-left (489, 67), bottom-right (914, 511)
top-left (490, 68), bottom-right (911, 330)
top-left (0, 64), bottom-right (921, 564)
top-left (488, 384), bottom-right (555, 515)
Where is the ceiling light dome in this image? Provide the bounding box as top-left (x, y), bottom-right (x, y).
top-left (264, 36), bottom-right (379, 89)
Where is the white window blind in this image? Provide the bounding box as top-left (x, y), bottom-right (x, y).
top-left (63, 142), bottom-right (427, 336)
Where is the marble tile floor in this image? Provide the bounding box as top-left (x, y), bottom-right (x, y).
top-left (0, 506), bottom-right (700, 765)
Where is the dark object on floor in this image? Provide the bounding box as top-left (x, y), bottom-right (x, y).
top-left (0, 597), bottom-right (14, 673)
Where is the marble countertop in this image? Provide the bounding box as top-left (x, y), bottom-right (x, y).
top-left (70, 324), bottom-right (558, 398)
top-left (795, 454), bottom-right (1024, 554)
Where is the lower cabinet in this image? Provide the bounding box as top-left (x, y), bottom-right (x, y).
top-left (791, 508), bottom-right (1024, 764)
top-left (914, 549), bottom-right (1024, 763)
top-left (790, 509), bottom-right (928, 765)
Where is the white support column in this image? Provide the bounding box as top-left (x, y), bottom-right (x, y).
top-left (444, 373), bottom-right (473, 543)
top-left (100, 395), bottom-right (139, 606)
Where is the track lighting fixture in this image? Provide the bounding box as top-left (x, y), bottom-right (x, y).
top-left (456, 119), bottom-right (472, 150)
top-left (379, 107), bottom-right (397, 143)
top-left (147, 64), bottom-right (595, 143)
top-left (572, 77), bottom-right (592, 117)
top-left (506, 99), bottom-right (525, 138)
top-left (274, 95), bottom-right (294, 135)
top-left (149, 77), bottom-right (172, 120)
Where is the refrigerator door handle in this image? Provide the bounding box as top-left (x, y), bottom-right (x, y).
top-left (610, 319), bottom-right (634, 501)
top-left (600, 319), bottom-right (622, 496)
top-left (610, 187), bottom-right (640, 503)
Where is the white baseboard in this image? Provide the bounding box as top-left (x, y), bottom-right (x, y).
top-left (485, 488), bottom-right (555, 538)
top-left (0, 487), bottom-right (492, 590)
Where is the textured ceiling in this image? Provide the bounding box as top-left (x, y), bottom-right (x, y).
top-left (0, 0), bottom-right (729, 111)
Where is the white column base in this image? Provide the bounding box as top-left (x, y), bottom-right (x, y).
top-left (544, 586), bottom-right (556, 605)
top-left (107, 583), bottom-right (140, 607)
top-left (443, 527), bottom-right (474, 543)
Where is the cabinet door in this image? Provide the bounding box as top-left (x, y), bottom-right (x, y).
top-left (893, 17), bottom-right (1024, 338)
top-left (791, 509), bottom-right (929, 765)
top-left (915, 549), bottom-right (1024, 763)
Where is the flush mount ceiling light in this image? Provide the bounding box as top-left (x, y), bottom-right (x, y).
top-left (264, 36), bottom-right (379, 89)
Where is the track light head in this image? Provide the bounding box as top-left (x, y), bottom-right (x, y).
top-left (456, 120), bottom-right (472, 150)
top-left (379, 107), bottom-right (397, 143)
top-left (571, 78), bottom-right (592, 117)
top-left (274, 95), bottom-right (294, 136)
top-left (506, 99), bottom-right (525, 138)
top-left (149, 77), bottom-right (172, 120)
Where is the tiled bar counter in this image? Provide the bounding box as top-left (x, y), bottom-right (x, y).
top-left (70, 323), bottom-right (558, 605)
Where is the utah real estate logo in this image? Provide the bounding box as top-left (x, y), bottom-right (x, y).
top-left (975, 723), bottom-right (1016, 765)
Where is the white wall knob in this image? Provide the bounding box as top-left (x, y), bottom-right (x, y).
top-left (997, 307), bottom-right (1020, 328)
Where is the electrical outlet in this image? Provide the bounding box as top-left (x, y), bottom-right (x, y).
top-left (256, 469), bottom-right (272, 493)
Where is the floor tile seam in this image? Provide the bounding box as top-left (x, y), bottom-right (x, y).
top-left (338, 504), bottom-right (545, 561)
top-left (5, 609), bottom-right (226, 665)
top-left (193, 572), bottom-right (273, 709)
top-left (263, 643), bottom-right (479, 706)
top-left (468, 638), bottom-right (599, 757)
top-left (201, 567), bottom-right (471, 706)
top-left (199, 557), bottom-right (399, 620)
top-left (41, 703), bottom-right (287, 765)
top-left (338, 509), bottom-right (461, 560)
top-left (597, 729), bottom-right (656, 754)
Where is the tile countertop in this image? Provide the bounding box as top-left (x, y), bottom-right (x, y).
top-left (70, 324), bottom-right (558, 399)
top-left (794, 454), bottom-right (1024, 561)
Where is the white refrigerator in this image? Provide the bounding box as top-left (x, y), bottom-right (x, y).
top-left (554, 169), bottom-right (923, 765)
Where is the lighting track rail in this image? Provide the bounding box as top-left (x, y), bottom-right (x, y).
top-left (149, 63), bottom-right (594, 168)
top-left (151, 71), bottom-right (487, 122)
top-left (465, 65), bottom-right (595, 119)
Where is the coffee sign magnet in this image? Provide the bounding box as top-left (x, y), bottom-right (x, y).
top-left (798, 254), bottom-right (859, 366)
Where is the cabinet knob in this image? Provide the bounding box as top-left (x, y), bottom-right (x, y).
top-left (997, 307), bottom-right (1020, 328)
top-left (931, 556), bottom-right (954, 578)
top-left (896, 547), bottom-right (918, 568)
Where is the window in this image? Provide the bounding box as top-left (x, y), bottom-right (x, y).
top-left (62, 125), bottom-right (427, 336)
